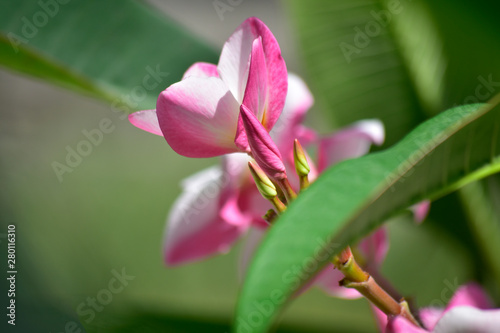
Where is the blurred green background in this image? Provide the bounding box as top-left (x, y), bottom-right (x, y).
top-left (1, 0), bottom-right (499, 332)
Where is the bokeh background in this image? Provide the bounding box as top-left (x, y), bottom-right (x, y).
top-left (1, 0), bottom-right (499, 332)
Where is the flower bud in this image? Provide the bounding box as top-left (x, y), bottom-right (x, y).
top-left (293, 139), bottom-right (310, 177)
top-left (240, 104), bottom-right (286, 180)
top-left (248, 161), bottom-right (278, 200)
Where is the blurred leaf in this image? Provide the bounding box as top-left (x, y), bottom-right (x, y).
top-left (286, 0), bottom-right (427, 146)
top-left (236, 100), bottom-right (500, 332)
top-left (287, 0), bottom-right (500, 139)
top-left (419, 2), bottom-right (500, 297)
top-left (0, 0), bottom-right (218, 109)
top-left (459, 179), bottom-right (500, 289)
top-left (385, 0), bottom-right (447, 115)
top-left (423, 0), bottom-right (500, 110)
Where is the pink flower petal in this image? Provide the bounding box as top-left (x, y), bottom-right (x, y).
top-left (370, 305), bottom-right (389, 333)
top-left (222, 152), bottom-right (252, 184)
top-left (373, 305), bottom-right (430, 333)
top-left (235, 37), bottom-right (269, 151)
top-left (270, 73), bottom-right (315, 159)
top-left (312, 264), bottom-right (361, 298)
top-left (245, 18), bottom-right (288, 131)
top-left (221, 153), bottom-right (272, 228)
top-left (419, 307), bottom-right (444, 331)
top-left (240, 104), bottom-right (286, 179)
top-left (218, 17), bottom-right (287, 127)
top-left (378, 283), bottom-right (498, 333)
top-left (163, 166), bottom-right (247, 265)
top-left (238, 184), bottom-right (272, 228)
top-left (234, 125), bottom-right (251, 153)
top-left (128, 109), bottom-right (162, 136)
top-left (220, 194), bottom-right (248, 227)
top-left (182, 62), bottom-right (219, 79)
top-left (242, 37), bottom-right (268, 124)
top-left (317, 119), bottom-right (385, 172)
top-left (218, 20), bottom-right (254, 103)
top-left (157, 76), bottom-right (241, 157)
top-left (410, 200), bottom-right (431, 224)
top-left (358, 227), bottom-right (389, 266)
top-left (445, 283), bottom-right (493, 311)
top-left (433, 307), bottom-right (500, 333)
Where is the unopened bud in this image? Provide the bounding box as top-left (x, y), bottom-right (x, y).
top-left (293, 139), bottom-right (310, 177)
top-left (248, 161), bottom-right (277, 200)
top-left (240, 104), bottom-right (286, 180)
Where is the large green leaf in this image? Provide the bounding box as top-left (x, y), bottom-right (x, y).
top-left (235, 100), bottom-right (500, 332)
top-left (0, 0), bottom-right (218, 109)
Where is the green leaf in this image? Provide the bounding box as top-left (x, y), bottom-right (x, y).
top-left (286, 0), bottom-right (500, 141)
top-left (286, 0), bottom-right (427, 146)
top-left (235, 100), bottom-right (500, 332)
top-left (459, 178), bottom-right (500, 290)
top-left (423, 0), bottom-right (500, 110)
top-left (0, 0), bottom-right (218, 110)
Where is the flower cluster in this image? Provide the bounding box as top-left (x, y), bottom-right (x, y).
top-left (129, 17), bottom-right (386, 296)
top-left (129, 16), bottom-right (497, 332)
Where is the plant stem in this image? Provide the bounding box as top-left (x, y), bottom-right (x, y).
top-left (271, 196), bottom-right (287, 214)
top-left (333, 246), bottom-right (421, 328)
top-left (277, 177), bottom-right (297, 202)
top-left (263, 209), bottom-right (278, 223)
top-left (299, 175), bottom-right (310, 191)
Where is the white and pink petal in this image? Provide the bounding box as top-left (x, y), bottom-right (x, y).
top-left (444, 283), bottom-right (493, 311)
top-left (163, 166), bottom-right (247, 265)
top-left (271, 73), bottom-right (315, 158)
top-left (128, 109), bottom-right (162, 136)
top-left (182, 62), bottom-right (219, 80)
top-left (218, 17), bottom-right (287, 129)
top-left (245, 17), bottom-right (288, 130)
top-left (419, 307), bottom-right (444, 331)
top-left (433, 307), bottom-right (500, 333)
top-left (156, 76), bottom-right (241, 157)
top-left (358, 227), bottom-right (389, 266)
top-left (242, 37), bottom-right (268, 123)
top-left (317, 119), bottom-right (385, 172)
top-left (312, 264), bottom-right (361, 299)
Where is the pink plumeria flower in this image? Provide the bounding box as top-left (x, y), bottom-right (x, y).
top-left (163, 73), bottom-right (312, 265)
top-left (373, 283), bottom-right (500, 333)
top-left (149, 71), bottom-right (389, 296)
top-left (128, 64), bottom-right (408, 298)
top-left (129, 17), bottom-right (287, 157)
